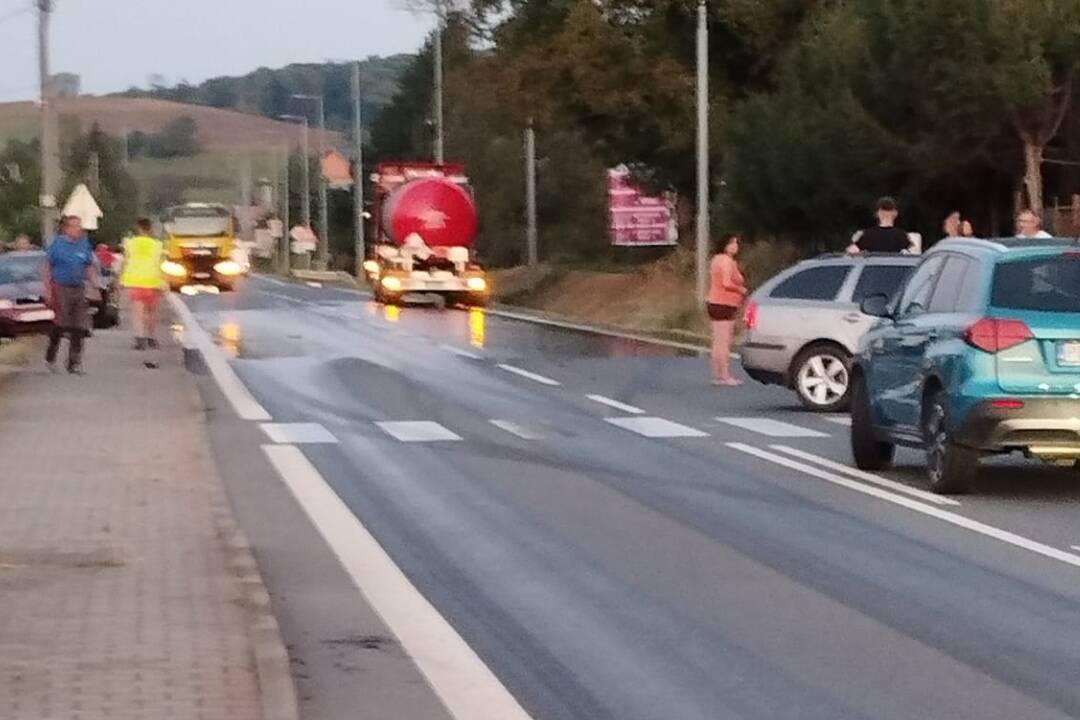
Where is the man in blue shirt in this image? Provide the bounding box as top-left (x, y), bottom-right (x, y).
top-left (44, 216), bottom-right (98, 373)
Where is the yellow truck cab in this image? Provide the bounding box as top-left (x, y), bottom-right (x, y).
top-left (161, 203), bottom-right (242, 292)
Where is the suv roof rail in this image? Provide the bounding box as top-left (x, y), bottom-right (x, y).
top-left (812, 252), bottom-right (919, 259)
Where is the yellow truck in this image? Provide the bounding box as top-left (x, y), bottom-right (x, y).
top-left (161, 203), bottom-right (243, 292)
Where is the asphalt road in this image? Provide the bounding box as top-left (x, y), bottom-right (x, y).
top-left (185, 275), bottom-right (1080, 720)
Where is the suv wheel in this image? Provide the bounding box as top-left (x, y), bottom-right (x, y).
top-left (850, 373), bottom-right (894, 470)
top-left (922, 390), bottom-right (977, 494)
top-left (793, 345), bottom-right (851, 412)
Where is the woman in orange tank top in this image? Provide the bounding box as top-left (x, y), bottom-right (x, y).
top-left (707, 234), bottom-right (747, 386)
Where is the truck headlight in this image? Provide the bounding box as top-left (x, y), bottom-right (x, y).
top-left (161, 261), bottom-right (187, 278)
top-left (214, 260), bottom-right (242, 276)
top-left (363, 260), bottom-right (380, 275)
top-left (381, 276), bottom-right (402, 291)
top-left (466, 277), bottom-right (488, 292)
top-left (0, 299), bottom-right (13, 310)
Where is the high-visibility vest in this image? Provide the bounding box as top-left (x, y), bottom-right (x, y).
top-left (121, 234), bottom-right (164, 289)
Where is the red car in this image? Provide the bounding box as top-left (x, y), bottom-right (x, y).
top-left (0, 251), bottom-right (55, 337)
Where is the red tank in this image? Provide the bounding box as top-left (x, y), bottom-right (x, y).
top-left (382, 176), bottom-right (478, 248)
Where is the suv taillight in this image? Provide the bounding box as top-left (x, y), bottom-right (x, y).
top-left (743, 300), bottom-right (758, 330)
top-left (964, 317), bottom-right (1033, 353)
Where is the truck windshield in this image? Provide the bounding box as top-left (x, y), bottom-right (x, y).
top-left (166, 209), bottom-right (230, 237)
top-left (992, 256), bottom-right (1080, 312)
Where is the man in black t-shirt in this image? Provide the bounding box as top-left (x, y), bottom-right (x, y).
top-left (846, 196), bottom-right (913, 254)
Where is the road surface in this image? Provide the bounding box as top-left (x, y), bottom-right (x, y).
top-left (182, 275), bottom-right (1080, 720)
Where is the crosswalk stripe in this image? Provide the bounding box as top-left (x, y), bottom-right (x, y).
top-left (489, 420), bottom-right (545, 440)
top-left (716, 417), bottom-right (829, 438)
top-left (376, 421), bottom-right (463, 442)
top-left (260, 423), bottom-right (339, 444)
top-left (606, 417), bottom-right (709, 438)
top-left (586, 394), bottom-right (645, 415)
top-left (497, 364), bottom-right (561, 386)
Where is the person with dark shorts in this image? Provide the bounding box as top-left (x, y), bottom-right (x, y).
top-left (707, 233), bottom-right (747, 386)
top-left (43, 216), bottom-right (97, 374)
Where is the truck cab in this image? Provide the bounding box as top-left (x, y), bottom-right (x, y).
top-left (161, 203), bottom-right (243, 292)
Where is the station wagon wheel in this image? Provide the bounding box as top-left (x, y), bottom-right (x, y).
top-left (922, 390), bottom-right (977, 494)
top-left (792, 345), bottom-right (851, 412)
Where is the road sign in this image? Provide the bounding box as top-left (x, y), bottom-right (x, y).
top-left (61, 184), bottom-right (103, 230)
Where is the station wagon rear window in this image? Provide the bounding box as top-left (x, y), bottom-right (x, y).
top-left (852, 265), bottom-right (912, 303)
top-left (770, 266), bottom-right (850, 301)
top-left (991, 256), bottom-right (1080, 312)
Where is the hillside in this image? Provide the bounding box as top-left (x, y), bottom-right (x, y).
top-left (0, 97), bottom-right (343, 152)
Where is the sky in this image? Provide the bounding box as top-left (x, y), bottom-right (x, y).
top-left (0, 0), bottom-right (435, 102)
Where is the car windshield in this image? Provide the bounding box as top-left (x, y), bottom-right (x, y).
top-left (991, 255), bottom-right (1080, 312)
top-left (0, 254), bottom-right (44, 285)
top-left (166, 208), bottom-right (230, 237)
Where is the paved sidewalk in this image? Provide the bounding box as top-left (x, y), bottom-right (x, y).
top-left (0, 326), bottom-right (265, 719)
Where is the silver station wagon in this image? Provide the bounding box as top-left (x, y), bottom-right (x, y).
top-left (739, 253), bottom-right (919, 411)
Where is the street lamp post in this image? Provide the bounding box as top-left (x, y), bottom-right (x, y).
top-left (278, 114), bottom-right (310, 228)
top-left (351, 61), bottom-right (366, 277)
top-left (293, 93), bottom-right (330, 269)
top-left (695, 0), bottom-right (710, 304)
top-left (433, 19), bottom-right (444, 164)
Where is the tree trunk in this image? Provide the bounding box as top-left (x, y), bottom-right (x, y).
top-left (1022, 140), bottom-right (1044, 212)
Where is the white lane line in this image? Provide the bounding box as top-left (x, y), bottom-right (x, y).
top-left (376, 421), bottom-right (463, 442)
top-left (441, 344), bottom-right (483, 360)
top-left (253, 274), bottom-right (290, 286)
top-left (825, 416), bottom-right (853, 427)
top-left (606, 417), bottom-right (709, 438)
top-left (1072, 546), bottom-right (1080, 553)
top-left (166, 294), bottom-right (271, 421)
top-left (260, 423), bottom-right (339, 444)
top-left (262, 445), bottom-right (533, 720)
top-left (716, 417), bottom-right (829, 438)
top-left (770, 445), bottom-right (960, 507)
top-left (489, 420), bottom-right (545, 440)
top-left (586, 394), bottom-right (646, 415)
top-left (728, 443), bottom-right (1080, 570)
top-left (497, 364), bottom-right (561, 386)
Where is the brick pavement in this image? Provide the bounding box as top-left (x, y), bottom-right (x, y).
top-left (0, 326), bottom-right (264, 719)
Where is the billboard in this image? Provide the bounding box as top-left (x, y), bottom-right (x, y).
top-left (608, 165), bottom-right (677, 246)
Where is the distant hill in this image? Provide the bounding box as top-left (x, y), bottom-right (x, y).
top-left (114, 56), bottom-right (413, 134)
top-left (0, 97), bottom-right (343, 152)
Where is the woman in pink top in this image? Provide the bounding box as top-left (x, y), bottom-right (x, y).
top-left (707, 233), bottom-right (747, 386)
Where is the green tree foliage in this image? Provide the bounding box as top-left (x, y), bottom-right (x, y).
top-left (0, 140), bottom-right (44, 242)
top-left (63, 125), bottom-right (139, 245)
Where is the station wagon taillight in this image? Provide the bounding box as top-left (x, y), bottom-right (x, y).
top-left (743, 300), bottom-right (759, 330)
top-left (964, 317), bottom-right (1033, 353)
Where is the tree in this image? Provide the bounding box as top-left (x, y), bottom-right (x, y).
top-left (147, 116), bottom-right (201, 158)
top-left (0, 140), bottom-right (43, 242)
top-left (63, 125), bottom-right (139, 244)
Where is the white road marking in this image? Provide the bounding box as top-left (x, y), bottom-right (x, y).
top-left (586, 394), bottom-right (645, 415)
top-left (253, 274), bottom-right (290, 286)
top-left (824, 416), bottom-right (853, 427)
top-left (606, 417), bottom-right (709, 438)
top-left (770, 445), bottom-right (959, 507)
top-left (376, 421), bottom-right (463, 443)
top-left (305, 281), bottom-right (323, 288)
top-left (489, 420), bottom-right (545, 440)
top-left (441, 344), bottom-right (483, 360)
top-left (262, 445), bottom-right (533, 720)
top-left (1072, 546), bottom-right (1080, 553)
top-left (260, 423), bottom-right (338, 444)
top-left (728, 443), bottom-right (1080, 570)
top-left (716, 417), bottom-right (829, 438)
top-left (166, 294), bottom-right (271, 421)
top-left (497, 364), bottom-right (561, 386)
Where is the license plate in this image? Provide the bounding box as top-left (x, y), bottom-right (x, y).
top-left (1058, 341), bottom-right (1080, 366)
top-left (193, 272), bottom-right (211, 279)
top-left (18, 309), bottom-right (54, 322)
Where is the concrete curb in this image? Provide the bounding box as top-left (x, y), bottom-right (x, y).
top-left (169, 299), bottom-right (300, 720)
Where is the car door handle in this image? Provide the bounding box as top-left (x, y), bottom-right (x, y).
top-left (843, 312), bottom-right (862, 323)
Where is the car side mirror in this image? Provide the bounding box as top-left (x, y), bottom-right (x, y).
top-left (860, 294), bottom-right (892, 318)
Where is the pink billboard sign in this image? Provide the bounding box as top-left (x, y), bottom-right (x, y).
top-left (608, 165), bottom-right (677, 247)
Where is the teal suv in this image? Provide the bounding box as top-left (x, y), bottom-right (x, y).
top-left (851, 238), bottom-right (1080, 493)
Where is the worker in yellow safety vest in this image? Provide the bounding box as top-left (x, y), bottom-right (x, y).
top-left (121, 217), bottom-right (166, 357)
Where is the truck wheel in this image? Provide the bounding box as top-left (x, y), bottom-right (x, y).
top-left (922, 390), bottom-right (978, 494)
top-left (850, 373), bottom-right (894, 471)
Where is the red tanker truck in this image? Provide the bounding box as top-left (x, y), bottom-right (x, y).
top-left (363, 161), bottom-right (489, 307)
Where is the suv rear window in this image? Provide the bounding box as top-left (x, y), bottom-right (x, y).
top-left (852, 265), bottom-right (911, 303)
top-left (991, 256), bottom-right (1080, 312)
top-left (770, 265), bottom-right (850, 301)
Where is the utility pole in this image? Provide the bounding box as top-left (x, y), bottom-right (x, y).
top-left (280, 143), bottom-right (290, 274)
top-left (293, 93), bottom-right (329, 269)
top-left (120, 128), bottom-right (129, 166)
top-left (695, 0), bottom-right (710, 303)
top-left (433, 9), bottom-right (445, 164)
top-left (38, 0), bottom-right (60, 243)
top-left (352, 61), bottom-right (366, 277)
top-left (278, 114), bottom-right (310, 230)
top-left (524, 120), bottom-right (538, 268)
top-left (87, 152), bottom-right (100, 195)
